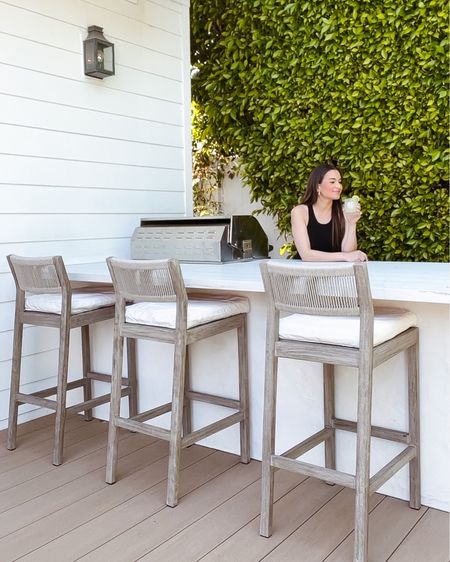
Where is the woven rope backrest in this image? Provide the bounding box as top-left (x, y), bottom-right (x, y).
top-left (107, 257), bottom-right (183, 303)
top-left (7, 255), bottom-right (64, 294)
top-left (261, 262), bottom-right (364, 317)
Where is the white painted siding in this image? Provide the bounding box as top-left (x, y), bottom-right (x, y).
top-left (0, 0), bottom-right (192, 428)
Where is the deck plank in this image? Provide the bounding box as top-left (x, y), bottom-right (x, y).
top-left (16, 451), bottom-right (241, 561)
top-left (0, 443), bottom-right (213, 560)
top-left (0, 438), bottom-right (170, 539)
top-left (262, 488), bottom-right (384, 561)
top-left (201, 479), bottom-right (345, 562)
top-left (57, 459), bottom-right (258, 561)
top-left (0, 418), bottom-right (447, 562)
top-left (138, 470), bottom-right (307, 561)
top-left (0, 417), bottom-right (108, 474)
top-left (0, 413), bottom-right (90, 460)
top-left (324, 496), bottom-right (427, 562)
top-left (0, 418), bottom-right (111, 494)
top-left (388, 508), bottom-right (450, 562)
top-left (0, 428), bottom-right (152, 512)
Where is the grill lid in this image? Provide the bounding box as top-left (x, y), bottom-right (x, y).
top-left (131, 215), bottom-right (269, 263)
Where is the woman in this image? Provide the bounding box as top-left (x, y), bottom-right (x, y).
top-left (291, 163), bottom-right (367, 261)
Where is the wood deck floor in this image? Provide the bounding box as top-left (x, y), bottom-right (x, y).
top-left (0, 414), bottom-right (448, 562)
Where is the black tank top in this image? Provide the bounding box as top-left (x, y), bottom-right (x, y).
top-left (307, 205), bottom-right (333, 252)
top-left (293, 205), bottom-right (333, 258)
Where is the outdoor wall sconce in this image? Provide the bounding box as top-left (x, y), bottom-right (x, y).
top-left (83, 25), bottom-right (115, 79)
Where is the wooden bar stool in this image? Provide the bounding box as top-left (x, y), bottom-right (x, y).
top-left (6, 255), bottom-right (137, 466)
top-left (106, 257), bottom-right (250, 507)
top-left (259, 261), bottom-right (420, 562)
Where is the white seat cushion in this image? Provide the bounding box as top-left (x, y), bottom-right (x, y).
top-left (125, 296), bottom-right (249, 329)
top-left (279, 306), bottom-right (417, 348)
top-left (25, 292), bottom-right (116, 314)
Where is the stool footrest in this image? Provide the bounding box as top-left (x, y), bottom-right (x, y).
top-left (115, 417), bottom-right (171, 441)
top-left (66, 388), bottom-right (130, 414)
top-left (281, 428), bottom-right (333, 460)
top-left (30, 379), bottom-right (85, 399)
top-left (186, 390), bottom-right (240, 410)
top-left (369, 445), bottom-right (417, 494)
top-left (86, 371), bottom-right (131, 386)
top-left (131, 403), bottom-right (172, 422)
top-left (333, 418), bottom-right (409, 444)
top-left (271, 454), bottom-right (356, 488)
top-left (182, 411), bottom-right (244, 448)
top-left (18, 383), bottom-right (130, 415)
top-left (87, 371), bottom-right (112, 383)
top-left (16, 392), bottom-right (57, 410)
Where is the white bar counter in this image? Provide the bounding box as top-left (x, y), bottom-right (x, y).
top-left (68, 260), bottom-right (450, 303)
top-left (68, 259), bottom-right (450, 511)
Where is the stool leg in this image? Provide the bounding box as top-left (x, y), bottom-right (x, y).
top-left (238, 315), bottom-right (250, 464)
top-left (106, 328), bottom-right (124, 484)
top-left (323, 363), bottom-right (336, 473)
top-left (126, 338), bottom-right (138, 418)
top-left (7, 316), bottom-right (24, 451)
top-left (53, 318), bottom-right (71, 466)
top-left (354, 360), bottom-right (373, 562)
top-left (260, 341), bottom-right (278, 538)
top-left (167, 334), bottom-right (187, 507)
top-left (407, 339), bottom-right (421, 509)
top-left (182, 345), bottom-right (192, 438)
top-left (81, 325), bottom-right (93, 422)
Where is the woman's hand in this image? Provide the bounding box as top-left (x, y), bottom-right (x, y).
top-left (344, 250), bottom-right (368, 262)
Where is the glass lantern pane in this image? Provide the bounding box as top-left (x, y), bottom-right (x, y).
top-left (96, 48), bottom-right (104, 70)
top-left (84, 41), bottom-right (96, 72)
top-left (103, 46), bottom-right (114, 73)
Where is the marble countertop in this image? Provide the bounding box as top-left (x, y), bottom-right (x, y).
top-left (67, 259), bottom-right (450, 304)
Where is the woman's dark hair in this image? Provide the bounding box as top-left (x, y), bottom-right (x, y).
top-left (300, 163), bottom-right (345, 251)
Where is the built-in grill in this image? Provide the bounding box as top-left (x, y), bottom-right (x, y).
top-left (131, 215), bottom-right (270, 263)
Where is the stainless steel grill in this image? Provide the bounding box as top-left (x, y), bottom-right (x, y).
top-left (131, 215), bottom-right (269, 263)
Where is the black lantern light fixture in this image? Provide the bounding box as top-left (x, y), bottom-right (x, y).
top-left (83, 25), bottom-right (115, 79)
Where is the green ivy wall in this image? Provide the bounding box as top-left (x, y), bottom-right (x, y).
top-left (191, 0), bottom-right (449, 261)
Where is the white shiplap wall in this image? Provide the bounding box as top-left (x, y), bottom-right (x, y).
top-left (0, 0), bottom-right (192, 428)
